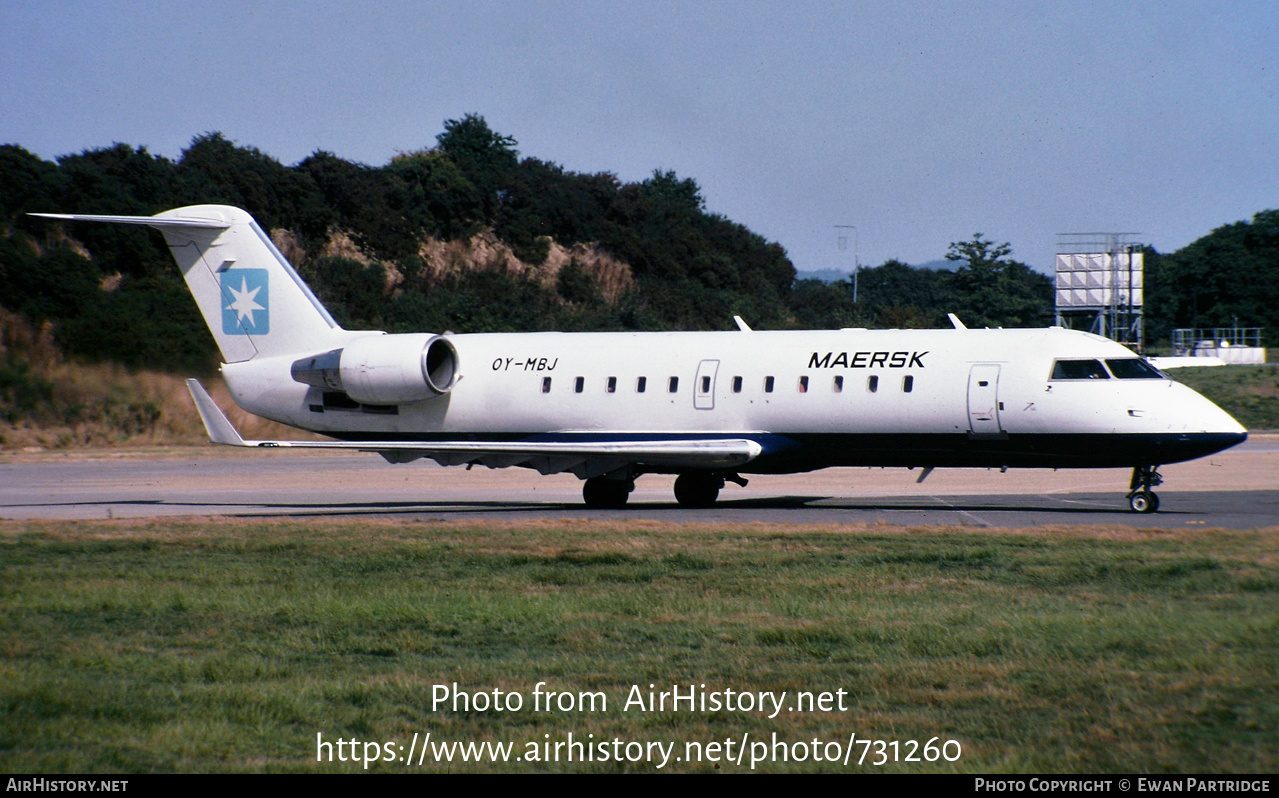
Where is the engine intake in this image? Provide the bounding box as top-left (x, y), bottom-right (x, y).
top-left (291, 334), bottom-right (458, 405)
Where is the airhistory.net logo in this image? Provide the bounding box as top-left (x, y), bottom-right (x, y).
top-left (221, 269), bottom-right (269, 335)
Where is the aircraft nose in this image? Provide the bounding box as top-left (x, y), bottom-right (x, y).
top-left (1161, 382), bottom-right (1248, 459)
top-left (1192, 389), bottom-right (1247, 436)
top-left (1165, 381), bottom-right (1246, 435)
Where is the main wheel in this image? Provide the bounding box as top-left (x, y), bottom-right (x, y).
top-left (1128, 490), bottom-right (1160, 514)
top-left (673, 473), bottom-right (721, 508)
top-left (583, 477), bottom-right (631, 509)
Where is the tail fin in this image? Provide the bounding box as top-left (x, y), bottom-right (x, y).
top-left (32, 205), bottom-right (345, 362)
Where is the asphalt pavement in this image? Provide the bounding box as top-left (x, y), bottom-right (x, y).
top-left (3, 436), bottom-right (1276, 529)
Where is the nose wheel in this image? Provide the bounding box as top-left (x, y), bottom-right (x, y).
top-left (1127, 466), bottom-right (1163, 513)
top-left (1128, 490), bottom-right (1160, 513)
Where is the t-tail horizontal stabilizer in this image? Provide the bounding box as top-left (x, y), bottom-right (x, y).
top-left (34, 206), bottom-right (346, 364)
top-left (31, 213), bottom-right (230, 230)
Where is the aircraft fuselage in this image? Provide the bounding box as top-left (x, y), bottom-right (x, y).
top-left (222, 326), bottom-right (1246, 474)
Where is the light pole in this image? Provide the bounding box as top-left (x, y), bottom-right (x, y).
top-left (835, 225), bottom-right (859, 303)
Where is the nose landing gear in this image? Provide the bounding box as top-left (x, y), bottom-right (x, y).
top-left (1127, 465), bottom-right (1164, 513)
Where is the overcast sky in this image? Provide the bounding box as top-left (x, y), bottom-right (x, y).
top-left (2, 0), bottom-right (1275, 274)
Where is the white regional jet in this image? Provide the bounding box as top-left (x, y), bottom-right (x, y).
top-left (35, 205), bottom-right (1247, 513)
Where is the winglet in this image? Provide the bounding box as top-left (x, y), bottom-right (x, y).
top-left (185, 379), bottom-right (248, 446)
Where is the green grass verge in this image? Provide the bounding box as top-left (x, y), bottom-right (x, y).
top-left (2, 519), bottom-right (1277, 773)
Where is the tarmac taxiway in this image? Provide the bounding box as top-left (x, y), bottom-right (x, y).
top-left (3, 435), bottom-right (1276, 529)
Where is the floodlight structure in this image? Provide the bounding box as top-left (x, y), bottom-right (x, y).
top-left (1054, 233), bottom-right (1144, 351)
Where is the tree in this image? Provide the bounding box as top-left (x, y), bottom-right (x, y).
top-left (642, 169), bottom-right (704, 215)
top-left (1144, 210), bottom-right (1279, 345)
top-left (384, 149), bottom-right (481, 244)
top-left (945, 234), bottom-right (1052, 328)
top-left (854, 259), bottom-right (953, 328)
top-left (174, 132), bottom-right (329, 242)
top-left (435, 114), bottom-right (518, 223)
top-left (301, 256), bottom-right (388, 330)
top-left (0, 145), bottom-right (63, 227)
top-left (788, 279), bottom-right (865, 329)
top-left (435, 114), bottom-right (519, 174)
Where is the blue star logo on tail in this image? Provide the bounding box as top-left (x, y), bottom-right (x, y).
top-left (221, 269), bottom-right (269, 335)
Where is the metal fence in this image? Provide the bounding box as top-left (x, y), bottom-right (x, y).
top-left (1172, 327), bottom-right (1265, 356)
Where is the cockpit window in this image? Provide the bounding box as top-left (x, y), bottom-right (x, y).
top-left (1105, 358), bottom-right (1165, 379)
top-left (1050, 359), bottom-right (1109, 380)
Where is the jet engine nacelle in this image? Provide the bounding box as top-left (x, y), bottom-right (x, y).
top-left (291, 334), bottom-right (459, 405)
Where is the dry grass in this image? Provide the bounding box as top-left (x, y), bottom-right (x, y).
top-left (415, 229), bottom-right (632, 301)
top-left (0, 308), bottom-right (313, 450)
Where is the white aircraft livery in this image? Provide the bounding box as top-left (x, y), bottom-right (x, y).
top-left (35, 205), bottom-right (1247, 513)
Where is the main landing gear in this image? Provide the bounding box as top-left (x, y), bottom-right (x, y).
top-left (1127, 465), bottom-right (1164, 514)
top-left (673, 473), bottom-right (723, 508)
top-left (582, 476), bottom-right (634, 509)
top-left (673, 472), bottom-right (748, 508)
top-left (581, 472), bottom-right (747, 509)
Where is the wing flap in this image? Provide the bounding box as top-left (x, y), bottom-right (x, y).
top-left (185, 379), bottom-right (762, 476)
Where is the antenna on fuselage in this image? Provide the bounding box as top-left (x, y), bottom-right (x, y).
top-left (948, 313), bottom-right (967, 330)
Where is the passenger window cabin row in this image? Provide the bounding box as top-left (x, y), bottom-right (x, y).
top-left (540, 374), bottom-right (916, 394)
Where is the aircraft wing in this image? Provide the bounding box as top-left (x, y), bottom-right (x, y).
top-left (187, 379), bottom-right (762, 478)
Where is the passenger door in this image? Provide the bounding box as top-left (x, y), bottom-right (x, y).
top-left (967, 364), bottom-right (1003, 435)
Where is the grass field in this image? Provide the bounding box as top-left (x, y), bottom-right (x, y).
top-left (2, 518), bottom-right (1276, 773)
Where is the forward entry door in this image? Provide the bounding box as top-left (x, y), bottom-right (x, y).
top-left (967, 364), bottom-right (1003, 435)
